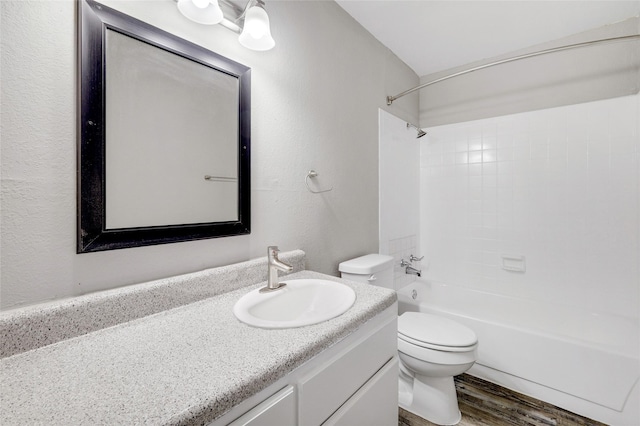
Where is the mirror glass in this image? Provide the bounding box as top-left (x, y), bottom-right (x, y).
top-left (78, 0), bottom-right (251, 253)
top-left (105, 29), bottom-right (239, 228)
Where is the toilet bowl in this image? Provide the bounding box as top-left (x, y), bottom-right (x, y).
top-left (339, 254), bottom-right (478, 426)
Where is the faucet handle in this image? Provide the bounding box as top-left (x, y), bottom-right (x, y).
top-left (410, 254), bottom-right (424, 262)
top-left (400, 259), bottom-right (412, 267)
top-left (268, 246), bottom-right (279, 256)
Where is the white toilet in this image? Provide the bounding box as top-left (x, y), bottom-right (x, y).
top-left (339, 254), bottom-right (478, 426)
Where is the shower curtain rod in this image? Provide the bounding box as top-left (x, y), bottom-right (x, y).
top-left (386, 34), bottom-right (640, 105)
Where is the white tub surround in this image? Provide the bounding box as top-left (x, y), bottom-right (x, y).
top-left (0, 253), bottom-right (397, 425)
top-left (378, 109), bottom-right (420, 290)
top-left (420, 94), bottom-right (639, 320)
top-left (397, 280), bottom-right (640, 425)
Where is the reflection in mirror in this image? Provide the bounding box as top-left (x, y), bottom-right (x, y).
top-left (105, 29), bottom-right (239, 228)
top-left (78, 0), bottom-right (251, 253)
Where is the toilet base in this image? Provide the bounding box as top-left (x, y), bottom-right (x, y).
top-left (399, 374), bottom-right (461, 425)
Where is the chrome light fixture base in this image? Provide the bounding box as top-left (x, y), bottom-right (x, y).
top-left (176, 0), bottom-right (275, 51)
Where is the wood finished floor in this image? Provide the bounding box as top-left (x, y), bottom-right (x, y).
top-left (398, 374), bottom-right (607, 426)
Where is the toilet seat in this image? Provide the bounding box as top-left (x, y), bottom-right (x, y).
top-left (398, 312), bottom-right (477, 352)
top-left (398, 333), bottom-right (477, 352)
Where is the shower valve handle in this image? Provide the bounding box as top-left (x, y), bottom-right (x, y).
top-left (410, 254), bottom-right (424, 262)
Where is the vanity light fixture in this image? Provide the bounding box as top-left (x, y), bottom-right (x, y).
top-left (176, 0), bottom-right (275, 51)
top-left (177, 0), bottom-right (224, 25)
top-left (238, 0), bottom-right (275, 51)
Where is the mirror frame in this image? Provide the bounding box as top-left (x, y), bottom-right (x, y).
top-left (78, 0), bottom-right (251, 253)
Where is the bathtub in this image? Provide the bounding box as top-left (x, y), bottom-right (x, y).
top-left (397, 280), bottom-right (640, 425)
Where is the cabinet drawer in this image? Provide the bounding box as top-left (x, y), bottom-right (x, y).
top-left (299, 318), bottom-right (397, 425)
top-left (323, 357), bottom-right (399, 426)
top-left (227, 385), bottom-right (295, 426)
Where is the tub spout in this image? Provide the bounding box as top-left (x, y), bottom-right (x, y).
top-left (406, 265), bottom-right (421, 277)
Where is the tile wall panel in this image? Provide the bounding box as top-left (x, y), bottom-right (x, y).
top-left (420, 94), bottom-right (639, 317)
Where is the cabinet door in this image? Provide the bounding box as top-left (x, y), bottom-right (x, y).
top-left (298, 320), bottom-right (396, 425)
top-left (322, 357), bottom-right (399, 426)
top-left (227, 386), bottom-right (295, 426)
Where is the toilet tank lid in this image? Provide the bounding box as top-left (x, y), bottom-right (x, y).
top-left (338, 254), bottom-right (394, 274)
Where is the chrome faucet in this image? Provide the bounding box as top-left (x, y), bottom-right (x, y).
top-left (400, 258), bottom-right (422, 277)
top-left (405, 265), bottom-right (421, 277)
top-left (261, 246), bottom-right (293, 293)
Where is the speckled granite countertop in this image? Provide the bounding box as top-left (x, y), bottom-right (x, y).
top-left (0, 270), bottom-right (396, 425)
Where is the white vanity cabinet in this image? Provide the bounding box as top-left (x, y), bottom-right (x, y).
top-left (216, 304), bottom-right (398, 426)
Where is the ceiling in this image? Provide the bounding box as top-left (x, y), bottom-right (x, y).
top-left (335, 0), bottom-right (640, 77)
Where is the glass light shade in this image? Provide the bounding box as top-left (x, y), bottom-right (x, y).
top-left (239, 5), bottom-right (275, 51)
top-left (177, 0), bottom-right (224, 25)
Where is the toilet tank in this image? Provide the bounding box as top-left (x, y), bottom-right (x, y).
top-left (338, 254), bottom-right (395, 290)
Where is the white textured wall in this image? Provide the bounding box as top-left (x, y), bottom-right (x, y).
top-left (0, 0), bottom-right (419, 310)
top-left (419, 17), bottom-right (640, 127)
top-left (420, 94), bottom-right (639, 318)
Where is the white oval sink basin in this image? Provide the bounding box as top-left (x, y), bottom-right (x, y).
top-left (233, 279), bottom-right (356, 329)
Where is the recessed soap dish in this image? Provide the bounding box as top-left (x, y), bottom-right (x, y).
top-left (502, 255), bottom-right (526, 272)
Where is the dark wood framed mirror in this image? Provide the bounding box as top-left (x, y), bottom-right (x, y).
top-left (78, 0), bottom-right (250, 253)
